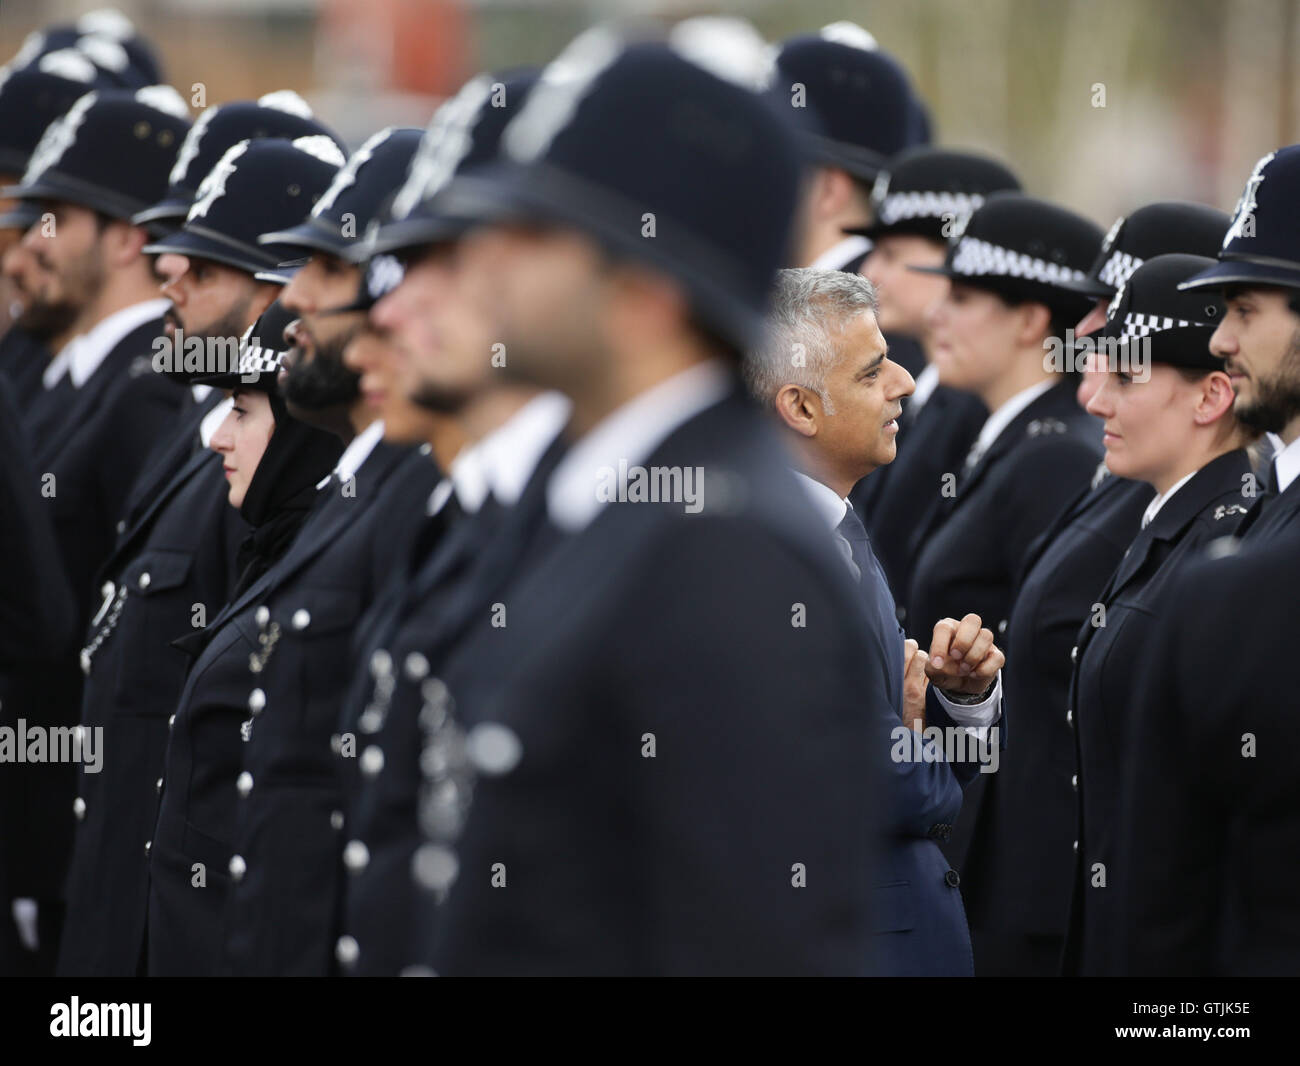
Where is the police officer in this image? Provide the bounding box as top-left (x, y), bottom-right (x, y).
top-left (1116, 147), bottom-right (1300, 973)
top-left (58, 135), bottom-right (342, 976)
top-left (0, 86), bottom-right (190, 973)
top-left (903, 193), bottom-right (1103, 896)
top-left (407, 31), bottom-right (887, 975)
top-left (770, 24), bottom-right (929, 274)
top-left (848, 147), bottom-right (1021, 608)
top-left (964, 200), bottom-right (1229, 976)
top-left (214, 127), bottom-right (443, 976)
top-left (1062, 254), bottom-right (1252, 974)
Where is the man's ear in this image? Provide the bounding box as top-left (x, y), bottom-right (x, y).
top-left (774, 383), bottom-right (821, 437)
top-left (108, 220), bottom-right (150, 267)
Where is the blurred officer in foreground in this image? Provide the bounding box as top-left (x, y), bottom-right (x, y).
top-left (850, 148), bottom-right (1019, 611)
top-left (743, 267), bottom-right (1005, 975)
top-left (214, 127), bottom-right (439, 976)
top-left (0, 85), bottom-right (189, 974)
top-left (1063, 254), bottom-right (1252, 975)
top-left (966, 201), bottom-right (1228, 976)
top-left (332, 69), bottom-right (577, 976)
top-left (1118, 146), bottom-right (1300, 974)
top-left (408, 31), bottom-right (886, 975)
top-left (58, 136), bottom-right (342, 976)
top-left (771, 23), bottom-right (928, 274)
top-left (146, 304), bottom-right (342, 975)
top-left (4, 9), bottom-right (165, 89)
top-left (903, 193), bottom-right (1103, 912)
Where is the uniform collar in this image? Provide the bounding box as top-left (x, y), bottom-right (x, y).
top-left (1141, 470), bottom-right (1196, 528)
top-left (795, 470), bottom-right (849, 529)
top-left (476, 391), bottom-right (572, 507)
top-left (43, 298), bottom-right (169, 389)
top-left (970, 379), bottom-right (1055, 462)
top-left (807, 234), bottom-right (871, 272)
top-left (1273, 433), bottom-right (1300, 493)
top-left (547, 359), bottom-right (733, 533)
top-left (910, 362), bottom-right (940, 409)
top-left (316, 418), bottom-right (386, 490)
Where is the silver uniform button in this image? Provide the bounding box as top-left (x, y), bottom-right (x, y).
top-left (1071, 774), bottom-right (1078, 790)
top-left (1073, 840), bottom-right (1079, 853)
top-left (997, 619), bottom-right (1008, 634)
top-left (229, 854), bottom-right (247, 881)
top-left (138, 571), bottom-right (151, 590)
top-left (101, 580), bottom-right (114, 598)
top-left (467, 722), bottom-right (523, 776)
top-left (360, 746), bottom-right (385, 777)
top-left (330, 733), bottom-right (342, 754)
top-left (73, 797), bottom-right (86, 820)
top-left (248, 688), bottom-right (266, 715)
top-left (291, 608), bottom-right (311, 631)
top-left (343, 839), bottom-right (370, 872)
top-left (116, 520), bottom-right (126, 534)
top-left (330, 810), bottom-right (344, 831)
top-left (237, 771), bottom-right (254, 797)
top-left (255, 606), bottom-right (270, 628)
top-left (404, 651), bottom-right (429, 681)
top-left (1066, 709), bottom-right (1073, 727)
top-left (1070, 645), bottom-right (1078, 664)
top-left (168, 713), bottom-right (176, 729)
top-left (155, 777), bottom-right (163, 793)
top-left (370, 649), bottom-right (393, 678)
top-left (336, 935), bottom-right (360, 968)
top-left (144, 840), bottom-right (151, 855)
top-left (411, 843), bottom-right (460, 892)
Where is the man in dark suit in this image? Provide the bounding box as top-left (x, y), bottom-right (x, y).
top-left (398, 36), bottom-right (888, 975)
top-left (849, 148), bottom-right (1020, 614)
top-left (57, 136), bottom-right (341, 976)
top-left (903, 194), bottom-right (1104, 915)
top-left (0, 87), bottom-right (190, 973)
top-left (1116, 146), bottom-right (1300, 973)
top-left (742, 266), bottom-right (1005, 975)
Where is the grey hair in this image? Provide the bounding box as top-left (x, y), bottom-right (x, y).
top-left (743, 267), bottom-right (880, 415)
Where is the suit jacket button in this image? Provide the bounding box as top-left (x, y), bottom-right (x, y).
top-left (1070, 645), bottom-right (1078, 664)
top-left (237, 771), bottom-right (253, 797)
top-left (73, 797), bottom-right (86, 820)
top-left (229, 854), bottom-right (247, 881)
top-left (944, 869), bottom-right (960, 888)
top-left (336, 935), bottom-right (360, 969)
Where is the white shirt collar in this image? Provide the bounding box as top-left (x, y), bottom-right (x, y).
top-left (795, 471), bottom-right (849, 529)
top-left (547, 360), bottom-right (733, 533)
top-left (476, 391), bottom-right (571, 507)
top-left (1273, 433), bottom-right (1300, 494)
top-left (316, 419), bottom-right (385, 490)
top-left (910, 362), bottom-right (940, 409)
top-left (199, 396), bottom-right (233, 449)
top-left (807, 234), bottom-right (872, 273)
top-left (970, 379), bottom-right (1055, 464)
top-left (43, 298), bottom-right (169, 390)
top-left (1141, 470), bottom-right (1197, 529)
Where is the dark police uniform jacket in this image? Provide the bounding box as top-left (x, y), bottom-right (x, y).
top-left (1117, 531), bottom-right (1300, 974)
top-left (958, 472), bottom-right (1152, 947)
top-left (906, 379), bottom-right (1102, 876)
top-left (1063, 448), bottom-right (1251, 975)
top-left (0, 315), bottom-right (174, 928)
top-left (144, 440), bottom-right (405, 976)
top-left (219, 446), bottom-right (439, 976)
top-left (422, 384), bottom-right (889, 975)
top-left (56, 401), bottom-right (246, 976)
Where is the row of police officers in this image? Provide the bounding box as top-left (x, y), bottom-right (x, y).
top-left (0, 13), bottom-right (1298, 975)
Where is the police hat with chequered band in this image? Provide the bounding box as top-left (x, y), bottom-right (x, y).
top-left (258, 127), bottom-right (422, 260)
top-left (1098, 254), bottom-right (1225, 371)
top-left (845, 147), bottom-right (1020, 244)
top-left (1057, 201), bottom-right (1231, 301)
top-left (1180, 147), bottom-right (1300, 293)
top-left (191, 300), bottom-right (297, 392)
top-left (142, 136), bottom-right (345, 278)
top-left (910, 192), bottom-right (1104, 315)
top-left (767, 28), bottom-right (926, 183)
top-left (132, 93), bottom-right (345, 233)
top-left (355, 69), bottom-right (540, 262)
top-left (432, 31), bottom-right (804, 351)
top-left (0, 59), bottom-right (106, 175)
top-left (1, 87), bottom-right (190, 221)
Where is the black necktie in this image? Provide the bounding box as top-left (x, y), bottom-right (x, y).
top-left (836, 505), bottom-right (874, 583)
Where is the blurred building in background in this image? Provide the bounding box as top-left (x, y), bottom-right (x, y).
top-left (4, 0), bottom-right (1300, 225)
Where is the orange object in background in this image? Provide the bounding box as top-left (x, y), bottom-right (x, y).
top-left (321, 0), bottom-right (470, 97)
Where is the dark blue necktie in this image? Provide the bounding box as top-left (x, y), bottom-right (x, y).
top-left (838, 505), bottom-right (905, 710)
